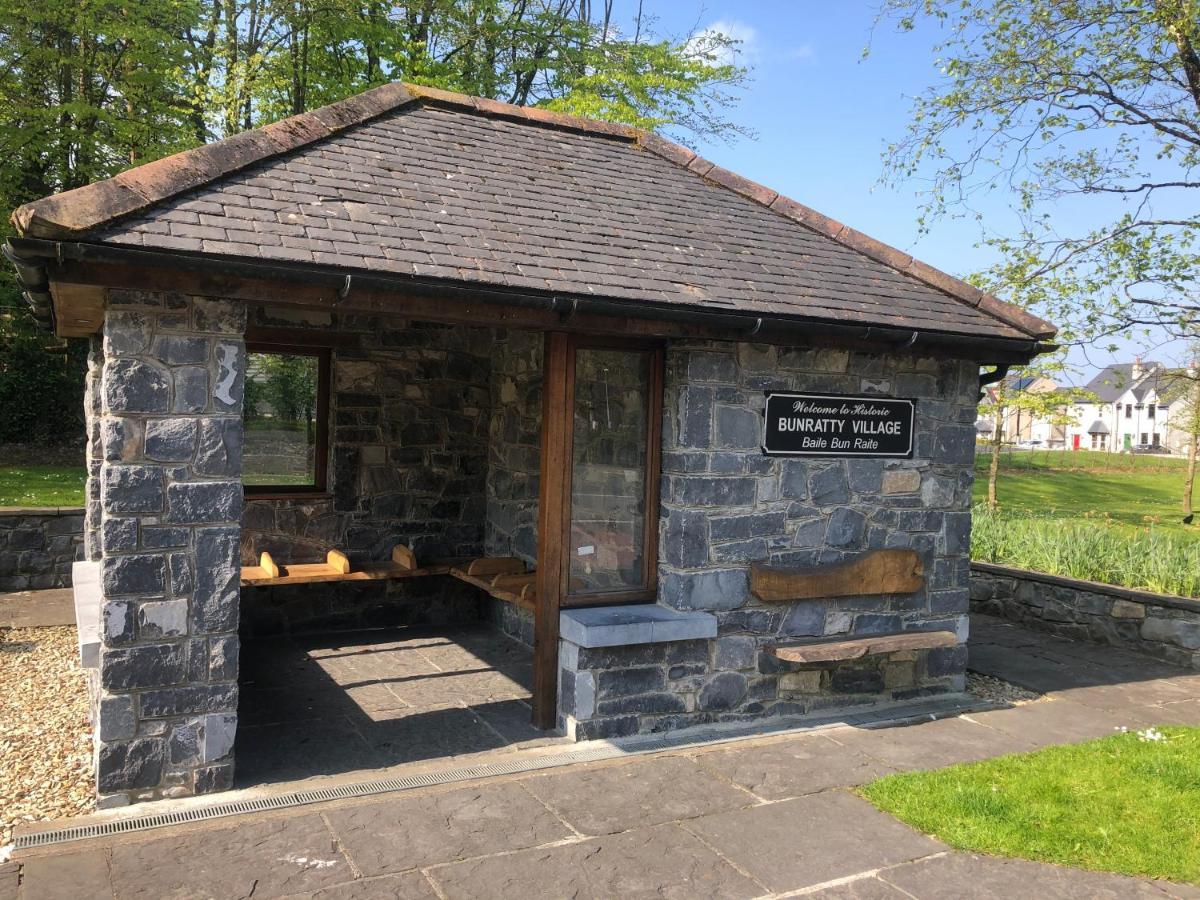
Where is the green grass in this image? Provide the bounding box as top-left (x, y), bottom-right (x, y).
top-left (861, 726), bottom-right (1200, 885)
top-left (0, 465), bottom-right (86, 507)
top-left (972, 506), bottom-right (1200, 597)
top-left (977, 447), bottom-right (1191, 474)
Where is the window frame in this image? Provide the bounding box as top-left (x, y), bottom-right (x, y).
top-left (560, 336), bottom-right (664, 610)
top-left (242, 342), bottom-right (332, 498)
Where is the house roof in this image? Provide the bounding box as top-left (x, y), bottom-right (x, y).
top-left (1087, 419), bottom-right (1110, 435)
top-left (10, 82), bottom-right (1055, 343)
top-left (1082, 363), bottom-right (1162, 403)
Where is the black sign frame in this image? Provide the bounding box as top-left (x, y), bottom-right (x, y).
top-left (761, 391), bottom-right (916, 458)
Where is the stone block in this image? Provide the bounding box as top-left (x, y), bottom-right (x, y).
top-left (165, 481), bottom-right (241, 524)
top-left (104, 311), bottom-right (152, 357)
top-left (145, 418), bottom-right (199, 462)
top-left (939, 512), bottom-right (972, 556)
top-left (202, 713), bottom-right (238, 762)
top-left (597, 693), bottom-right (687, 716)
top-left (153, 335), bottom-right (209, 365)
top-left (141, 526), bottom-right (189, 549)
top-left (831, 666), bottom-right (884, 694)
top-left (781, 602), bottom-right (825, 637)
top-left (103, 358), bottom-right (169, 413)
top-left (661, 568), bottom-right (749, 611)
top-left (192, 526), bottom-right (241, 633)
top-left (101, 642), bottom-right (186, 690)
top-left (193, 297), bottom-right (247, 334)
top-left (714, 635), bottom-right (758, 670)
top-left (194, 417), bottom-right (243, 476)
top-left (597, 666), bottom-right (666, 699)
top-left (808, 466), bottom-right (849, 506)
top-left (139, 599), bottom-right (189, 638)
top-left (194, 763), bottom-right (234, 794)
top-left (779, 670), bottom-right (822, 694)
top-left (139, 684), bottom-right (238, 718)
top-left (97, 693), bottom-right (137, 741)
top-left (676, 385), bottom-right (713, 448)
top-left (686, 351), bottom-right (738, 383)
top-left (673, 476), bottom-right (757, 508)
top-left (209, 635), bottom-right (239, 681)
top-left (825, 508), bottom-right (866, 548)
top-left (779, 460), bottom-right (808, 500)
top-left (1111, 599), bottom-right (1146, 620)
top-left (1141, 616), bottom-right (1200, 650)
top-left (715, 406), bottom-right (761, 450)
top-left (882, 469), bottom-right (921, 495)
top-left (101, 417), bottom-right (142, 462)
top-left (934, 424), bottom-right (977, 466)
top-left (698, 671), bottom-right (748, 710)
top-left (97, 737), bottom-right (165, 792)
top-left (101, 518), bottom-right (139, 553)
top-left (846, 459), bottom-right (883, 494)
top-left (172, 366), bottom-right (209, 413)
top-left (103, 600), bottom-right (136, 644)
top-left (791, 518), bottom-right (825, 548)
top-left (661, 508), bottom-right (709, 568)
top-left (102, 553), bottom-right (166, 595)
top-left (102, 466), bottom-right (164, 515)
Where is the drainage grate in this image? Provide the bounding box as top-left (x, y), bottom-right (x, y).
top-left (12, 694), bottom-right (987, 852)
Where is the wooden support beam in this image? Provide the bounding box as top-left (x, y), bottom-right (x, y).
top-left (465, 557), bottom-right (525, 577)
top-left (750, 549), bottom-right (924, 603)
top-left (50, 282), bottom-right (105, 337)
top-left (766, 630), bottom-right (957, 664)
top-left (533, 331), bottom-right (573, 730)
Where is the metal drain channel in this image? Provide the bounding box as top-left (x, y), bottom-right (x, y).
top-left (13, 695), bottom-right (986, 852)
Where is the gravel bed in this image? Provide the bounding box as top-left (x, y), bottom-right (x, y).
top-left (0, 626), bottom-right (94, 850)
top-left (967, 670), bottom-right (1043, 705)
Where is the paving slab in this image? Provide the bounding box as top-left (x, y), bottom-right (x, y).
top-left (17, 850), bottom-right (111, 900)
top-left (426, 823), bottom-right (762, 899)
top-left (293, 870), bottom-right (441, 899)
top-left (323, 781), bottom-right (570, 876)
top-left (692, 731), bottom-right (898, 800)
top-left (1143, 699), bottom-right (1200, 727)
top-left (522, 755), bottom-right (752, 835)
top-left (235, 717), bottom-right (383, 785)
top-left (965, 697), bottom-right (1152, 747)
top-left (804, 876), bottom-right (913, 898)
top-left (879, 850), bottom-right (1196, 899)
top-left (969, 643), bottom-right (1106, 692)
top-left (824, 715), bottom-right (1038, 771)
top-left (683, 789), bottom-right (944, 893)
top-left (0, 863), bottom-right (17, 900)
top-left (108, 813), bottom-right (351, 899)
top-left (1054, 677), bottom-right (1200, 712)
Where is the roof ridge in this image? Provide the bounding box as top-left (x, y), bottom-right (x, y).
top-left (10, 79), bottom-right (1055, 341)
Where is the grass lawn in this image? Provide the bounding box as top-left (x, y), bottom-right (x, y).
top-left (861, 726), bottom-right (1200, 885)
top-left (0, 466), bottom-right (86, 507)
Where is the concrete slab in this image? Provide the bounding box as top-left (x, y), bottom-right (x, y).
top-left (0, 588), bottom-right (75, 628)
top-left (108, 813), bottom-right (351, 898)
top-left (323, 781), bottom-right (570, 876)
top-left (16, 851), bottom-right (110, 900)
top-left (305, 871), bottom-right (441, 899)
top-left (426, 823), bottom-right (763, 899)
top-left (692, 731), bottom-right (899, 799)
top-left (879, 850), bottom-right (1192, 899)
top-left (559, 604), bottom-right (717, 648)
top-left (803, 877), bottom-right (913, 898)
top-left (684, 790), bottom-right (945, 892)
top-left (522, 755), bottom-right (752, 835)
top-left (824, 715), bottom-right (1039, 771)
top-left (966, 697), bottom-right (1154, 747)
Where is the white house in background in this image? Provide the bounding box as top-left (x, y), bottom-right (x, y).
top-left (1063, 359), bottom-right (1184, 452)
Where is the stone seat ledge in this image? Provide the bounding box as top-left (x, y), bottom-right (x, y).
top-left (767, 630), bottom-right (958, 664)
top-left (559, 604), bottom-right (718, 649)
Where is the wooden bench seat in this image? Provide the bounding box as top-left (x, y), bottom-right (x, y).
top-left (765, 630), bottom-right (957, 664)
top-left (448, 557), bottom-right (535, 610)
top-left (240, 545), bottom-right (454, 587)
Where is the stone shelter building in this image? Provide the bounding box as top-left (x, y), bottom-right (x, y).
top-left (5, 82), bottom-right (1055, 806)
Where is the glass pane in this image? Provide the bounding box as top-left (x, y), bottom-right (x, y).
top-left (243, 351), bottom-right (320, 486)
top-left (570, 348), bottom-right (651, 594)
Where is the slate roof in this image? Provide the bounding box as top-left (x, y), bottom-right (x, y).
top-left (1083, 363), bottom-right (1162, 403)
top-left (11, 82), bottom-right (1055, 342)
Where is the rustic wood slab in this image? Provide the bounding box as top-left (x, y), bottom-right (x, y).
top-left (240, 561), bottom-right (453, 586)
top-left (766, 630), bottom-right (957, 664)
top-left (750, 549), bottom-right (924, 602)
top-left (462, 556), bottom-right (526, 577)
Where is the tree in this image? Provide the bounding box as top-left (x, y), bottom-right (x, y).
top-left (978, 360), bottom-right (1087, 508)
top-left (878, 1), bottom-right (1200, 344)
top-left (1160, 348), bottom-right (1200, 522)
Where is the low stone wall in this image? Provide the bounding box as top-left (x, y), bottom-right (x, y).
top-left (970, 562), bottom-right (1200, 668)
top-left (0, 508), bottom-right (85, 591)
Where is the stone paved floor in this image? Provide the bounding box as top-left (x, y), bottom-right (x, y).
top-left (237, 626), bottom-right (571, 786)
top-left (6, 614), bottom-right (1200, 899)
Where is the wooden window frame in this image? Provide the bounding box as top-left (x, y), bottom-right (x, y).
top-left (559, 335), bottom-right (664, 610)
top-left (242, 341), bottom-right (331, 498)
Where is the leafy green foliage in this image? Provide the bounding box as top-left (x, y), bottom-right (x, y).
top-left (862, 727), bottom-right (1200, 884)
top-left (0, 303), bottom-right (86, 446)
top-left (879, 0), bottom-right (1200, 343)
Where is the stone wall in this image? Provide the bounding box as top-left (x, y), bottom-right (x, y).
top-left (87, 289), bottom-right (245, 806)
top-left (971, 562), bottom-right (1200, 668)
top-left (239, 312), bottom-right (493, 634)
top-left (559, 340), bottom-right (978, 739)
top-left (0, 508), bottom-right (85, 590)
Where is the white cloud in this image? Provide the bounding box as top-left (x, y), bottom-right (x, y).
top-left (688, 19), bottom-right (759, 68)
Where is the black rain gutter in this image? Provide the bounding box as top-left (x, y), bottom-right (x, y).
top-left (5, 237), bottom-right (1051, 363)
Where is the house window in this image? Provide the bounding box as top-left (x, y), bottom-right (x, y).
top-left (1125, 404), bottom-right (1132, 418)
top-left (243, 345), bottom-right (330, 495)
top-left (1141, 432), bottom-right (1149, 445)
top-left (1090, 434), bottom-right (1098, 449)
top-left (1148, 404), bottom-right (1156, 420)
top-left (1153, 433), bottom-right (1161, 446)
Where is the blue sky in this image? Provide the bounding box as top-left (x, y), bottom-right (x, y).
top-left (643, 2), bottom-right (1190, 381)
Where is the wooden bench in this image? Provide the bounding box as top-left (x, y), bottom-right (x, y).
top-left (765, 630), bottom-right (957, 664)
top-left (448, 557), bottom-right (536, 611)
top-left (240, 544), bottom-right (454, 587)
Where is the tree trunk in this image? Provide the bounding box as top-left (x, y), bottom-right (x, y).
top-left (1184, 433), bottom-right (1197, 520)
top-left (988, 409), bottom-right (1002, 509)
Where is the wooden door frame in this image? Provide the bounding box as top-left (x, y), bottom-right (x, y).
top-left (531, 332), bottom-right (665, 729)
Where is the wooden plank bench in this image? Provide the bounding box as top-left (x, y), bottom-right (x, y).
top-left (448, 557), bottom-right (536, 611)
top-left (765, 630), bottom-right (957, 664)
top-left (240, 544), bottom-right (454, 587)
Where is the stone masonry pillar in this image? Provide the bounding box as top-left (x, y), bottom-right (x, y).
top-left (92, 289), bottom-right (245, 806)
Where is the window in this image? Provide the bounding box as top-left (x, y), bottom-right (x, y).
top-left (567, 343), bottom-right (663, 602)
top-left (243, 345), bottom-right (330, 494)
top-left (1090, 434), bottom-right (1098, 449)
top-left (1153, 433), bottom-right (1161, 446)
top-left (1148, 404), bottom-right (1156, 420)
top-left (1125, 404), bottom-right (1132, 418)
top-left (1141, 432), bottom-right (1149, 445)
